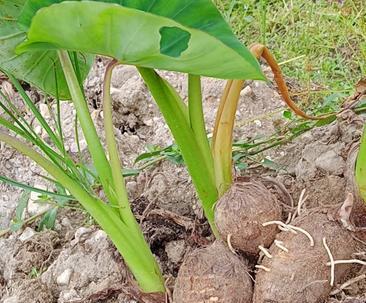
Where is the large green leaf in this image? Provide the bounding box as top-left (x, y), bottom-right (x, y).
top-left (18, 0), bottom-right (63, 31)
top-left (0, 0), bottom-right (93, 99)
top-left (17, 0), bottom-right (264, 80)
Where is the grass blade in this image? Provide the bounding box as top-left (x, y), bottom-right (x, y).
top-left (0, 175), bottom-right (73, 200)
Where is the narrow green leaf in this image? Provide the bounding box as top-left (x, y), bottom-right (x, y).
top-left (10, 190), bottom-right (30, 232)
top-left (0, 175), bottom-right (73, 200)
top-left (15, 190), bottom-right (30, 220)
top-left (315, 115), bottom-right (336, 127)
top-left (10, 221), bottom-right (23, 232)
top-left (37, 208), bottom-right (58, 231)
top-left (235, 162), bottom-right (248, 171)
top-left (122, 168), bottom-right (141, 177)
top-left (135, 150), bottom-right (162, 163)
top-left (261, 158), bottom-right (284, 171)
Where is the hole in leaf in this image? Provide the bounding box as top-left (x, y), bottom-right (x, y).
top-left (159, 26), bottom-right (191, 58)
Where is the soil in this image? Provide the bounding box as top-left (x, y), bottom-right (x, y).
top-left (0, 59), bottom-right (365, 303)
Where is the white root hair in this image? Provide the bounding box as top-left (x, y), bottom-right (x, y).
top-left (287, 225), bottom-right (314, 246)
top-left (330, 274), bottom-right (366, 296)
top-left (227, 234), bottom-right (236, 254)
top-left (274, 240), bottom-right (289, 252)
top-left (327, 259), bottom-right (366, 266)
top-left (272, 221), bottom-right (297, 233)
top-left (285, 212), bottom-right (293, 224)
top-left (296, 188), bottom-right (308, 217)
top-left (322, 237), bottom-right (335, 286)
top-left (255, 265), bottom-right (271, 272)
top-left (263, 221), bottom-right (314, 246)
top-left (278, 225), bottom-right (297, 233)
top-left (258, 245), bottom-right (273, 258)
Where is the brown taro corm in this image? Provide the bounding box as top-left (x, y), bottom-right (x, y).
top-left (174, 240), bottom-right (253, 303)
top-left (253, 212), bottom-right (358, 303)
top-left (215, 181), bottom-right (282, 254)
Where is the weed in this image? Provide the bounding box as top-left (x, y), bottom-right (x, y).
top-left (216, 0), bottom-right (366, 109)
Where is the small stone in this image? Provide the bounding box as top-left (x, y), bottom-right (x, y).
top-left (315, 150), bottom-right (345, 176)
top-left (240, 86), bottom-right (253, 97)
top-left (300, 132), bottom-right (314, 143)
top-left (165, 240), bottom-right (186, 264)
top-left (1, 81), bottom-right (15, 98)
top-left (34, 125), bottom-right (42, 136)
top-left (73, 227), bottom-right (93, 243)
top-left (90, 109), bottom-right (101, 120)
top-left (39, 104), bottom-right (51, 118)
top-left (59, 289), bottom-right (81, 302)
top-left (61, 217), bottom-right (72, 228)
top-left (254, 119), bottom-right (262, 127)
top-left (27, 186), bottom-right (52, 216)
top-left (54, 222), bottom-right (62, 231)
top-left (143, 118), bottom-right (153, 127)
top-left (3, 296), bottom-right (18, 303)
top-left (92, 230), bottom-right (107, 242)
top-left (57, 268), bottom-right (73, 286)
top-left (117, 293), bottom-right (137, 303)
top-left (126, 181), bottom-right (138, 198)
top-left (18, 227), bottom-right (35, 242)
top-left (85, 230), bottom-right (109, 250)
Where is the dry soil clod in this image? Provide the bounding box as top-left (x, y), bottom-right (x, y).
top-left (173, 240), bottom-right (253, 303)
top-left (215, 181), bottom-right (282, 254)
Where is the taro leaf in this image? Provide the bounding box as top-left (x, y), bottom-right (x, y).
top-left (17, 1), bottom-right (264, 80)
top-left (0, 0), bottom-right (92, 99)
top-left (18, 0), bottom-right (63, 31)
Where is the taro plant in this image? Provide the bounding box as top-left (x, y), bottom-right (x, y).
top-left (0, 0), bottom-right (333, 295)
top-left (0, 0), bottom-right (336, 296)
top-left (0, 0), bottom-right (265, 295)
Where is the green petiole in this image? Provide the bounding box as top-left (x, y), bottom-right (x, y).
top-left (58, 50), bottom-right (117, 209)
top-left (138, 67), bottom-right (219, 236)
top-left (188, 74), bottom-right (216, 187)
top-left (356, 125), bottom-right (366, 202)
top-left (212, 80), bottom-right (244, 196)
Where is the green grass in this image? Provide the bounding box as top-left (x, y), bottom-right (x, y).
top-left (216, 0), bottom-right (366, 110)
